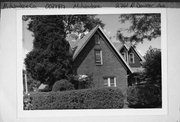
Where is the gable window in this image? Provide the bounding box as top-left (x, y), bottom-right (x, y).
top-left (104, 77), bottom-right (116, 87)
top-left (95, 34), bottom-right (100, 45)
top-left (121, 52), bottom-right (127, 61)
top-left (95, 50), bottom-right (103, 65)
top-left (129, 53), bottom-right (134, 63)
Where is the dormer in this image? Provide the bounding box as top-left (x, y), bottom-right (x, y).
top-left (119, 44), bottom-right (129, 63)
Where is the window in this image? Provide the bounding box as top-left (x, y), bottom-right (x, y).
top-left (95, 34), bottom-right (100, 45)
top-left (104, 78), bottom-right (109, 87)
top-left (103, 77), bottom-right (116, 87)
top-left (95, 50), bottom-right (103, 65)
top-left (110, 77), bottom-right (115, 86)
top-left (121, 52), bottom-right (127, 61)
top-left (129, 53), bottom-right (134, 63)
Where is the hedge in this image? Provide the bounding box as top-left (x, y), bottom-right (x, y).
top-left (30, 87), bottom-right (124, 109)
top-left (127, 85), bottom-right (162, 108)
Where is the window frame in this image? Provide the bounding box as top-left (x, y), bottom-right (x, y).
top-left (103, 77), bottom-right (116, 87)
top-left (121, 52), bottom-right (127, 62)
top-left (94, 49), bottom-right (103, 65)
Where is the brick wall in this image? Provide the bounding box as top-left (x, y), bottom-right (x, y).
top-left (73, 31), bottom-right (128, 93)
top-left (128, 48), bottom-right (142, 68)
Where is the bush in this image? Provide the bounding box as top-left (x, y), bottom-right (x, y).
top-left (127, 85), bottom-right (161, 108)
top-left (69, 74), bottom-right (94, 90)
top-left (30, 87), bottom-right (124, 109)
top-left (23, 93), bottom-right (33, 110)
top-left (78, 74), bottom-right (94, 89)
top-left (52, 79), bottom-right (75, 92)
top-left (128, 72), bottom-right (145, 86)
top-left (23, 70), bottom-right (41, 92)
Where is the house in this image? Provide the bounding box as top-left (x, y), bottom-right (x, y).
top-left (119, 44), bottom-right (145, 73)
top-left (118, 43), bottom-right (145, 85)
top-left (72, 25), bottom-right (133, 91)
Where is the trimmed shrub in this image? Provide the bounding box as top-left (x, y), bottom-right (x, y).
top-left (23, 93), bottom-right (33, 110)
top-left (52, 79), bottom-right (75, 92)
top-left (30, 87), bottom-right (124, 109)
top-left (127, 85), bottom-right (161, 108)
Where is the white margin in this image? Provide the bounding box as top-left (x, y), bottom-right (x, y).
top-left (16, 8), bottom-right (167, 118)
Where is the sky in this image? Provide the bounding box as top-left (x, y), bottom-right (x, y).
top-left (23, 14), bottom-right (161, 58)
top-left (95, 14), bottom-right (161, 56)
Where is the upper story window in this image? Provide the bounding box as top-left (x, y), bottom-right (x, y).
top-left (95, 34), bottom-right (100, 45)
top-left (95, 50), bottom-right (103, 65)
top-left (104, 77), bottom-right (116, 87)
top-left (129, 53), bottom-right (135, 64)
top-left (121, 52), bottom-right (127, 62)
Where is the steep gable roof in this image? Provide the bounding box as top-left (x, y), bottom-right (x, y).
top-left (119, 44), bottom-right (129, 51)
top-left (129, 46), bottom-right (145, 62)
top-left (73, 25), bottom-right (99, 60)
top-left (73, 25), bottom-right (133, 74)
top-left (119, 44), bottom-right (145, 62)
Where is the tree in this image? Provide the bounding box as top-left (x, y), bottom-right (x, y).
top-left (143, 47), bottom-right (162, 107)
top-left (23, 15), bottom-right (104, 49)
top-left (25, 39), bottom-right (73, 87)
top-left (117, 14), bottom-right (161, 46)
top-left (143, 47), bottom-right (161, 86)
top-left (127, 48), bottom-right (162, 108)
top-left (24, 15), bottom-right (104, 88)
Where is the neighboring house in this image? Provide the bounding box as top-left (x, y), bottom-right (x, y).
top-left (118, 44), bottom-right (145, 86)
top-left (119, 44), bottom-right (145, 73)
top-left (72, 25), bottom-right (133, 91)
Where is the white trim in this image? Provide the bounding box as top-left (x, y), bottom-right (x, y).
top-left (95, 50), bottom-right (103, 65)
top-left (100, 50), bottom-right (103, 65)
top-left (104, 77), bottom-right (116, 87)
top-left (114, 77), bottom-right (117, 87)
top-left (107, 78), bottom-right (110, 87)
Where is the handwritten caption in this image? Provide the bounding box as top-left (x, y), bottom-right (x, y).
top-left (1, 2), bottom-right (167, 9)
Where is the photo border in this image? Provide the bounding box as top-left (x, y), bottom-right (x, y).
top-left (16, 8), bottom-right (167, 118)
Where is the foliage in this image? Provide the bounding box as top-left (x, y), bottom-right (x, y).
top-left (52, 79), bottom-right (75, 92)
top-left (127, 72), bottom-right (145, 86)
top-left (23, 70), bottom-right (41, 92)
top-left (23, 15), bottom-right (104, 87)
top-left (127, 85), bottom-right (162, 108)
top-left (23, 15), bottom-right (105, 49)
top-left (118, 14), bottom-right (160, 45)
top-left (78, 74), bottom-right (94, 89)
top-left (69, 74), bottom-right (94, 89)
top-left (127, 48), bottom-right (162, 108)
top-left (25, 41), bottom-right (73, 87)
top-left (29, 87), bottom-right (124, 109)
top-left (23, 93), bottom-right (33, 110)
top-left (143, 47), bottom-right (161, 86)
